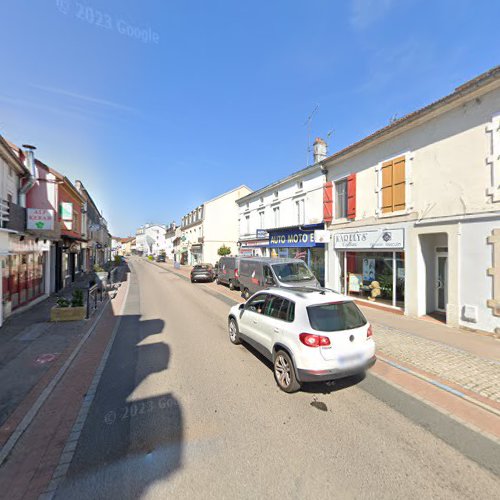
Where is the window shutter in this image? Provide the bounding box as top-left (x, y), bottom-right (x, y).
top-left (347, 174), bottom-right (356, 219)
top-left (381, 160), bottom-right (393, 214)
top-left (323, 182), bottom-right (333, 223)
top-left (392, 156), bottom-right (406, 212)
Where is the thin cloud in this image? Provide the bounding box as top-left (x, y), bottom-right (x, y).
top-left (350, 0), bottom-right (395, 30)
top-left (30, 84), bottom-right (136, 113)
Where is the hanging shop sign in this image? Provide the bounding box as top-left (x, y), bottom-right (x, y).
top-left (334, 228), bottom-right (404, 249)
top-left (268, 227), bottom-right (324, 248)
top-left (27, 208), bottom-right (54, 230)
top-left (313, 230), bottom-right (330, 244)
top-left (60, 202), bottom-right (73, 221)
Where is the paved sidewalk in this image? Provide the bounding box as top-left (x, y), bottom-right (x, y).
top-left (147, 257), bottom-right (500, 407)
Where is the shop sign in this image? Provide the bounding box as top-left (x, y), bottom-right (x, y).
top-left (240, 239), bottom-right (268, 247)
top-left (60, 202), bottom-right (73, 221)
top-left (334, 228), bottom-right (404, 249)
top-left (268, 228), bottom-right (322, 248)
top-left (27, 208), bottom-right (55, 230)
top-left (313, 230), bottom-right (330, 244)
top-left (256, 229), bottom-right (268, 239)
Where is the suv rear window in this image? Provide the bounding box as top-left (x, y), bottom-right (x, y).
top-left (307, 301), bottom-right (367, 332)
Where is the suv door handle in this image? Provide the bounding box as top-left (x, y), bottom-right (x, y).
top-left (273, 328), bottom-right (279, 333)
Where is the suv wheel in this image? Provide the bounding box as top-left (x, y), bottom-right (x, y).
top-left (228, 318), bottom-right (241, 345)
top-left (274, 350), bottom-right (301, 393)
top-left (242, 288), bottom-right (250, 300)
top-left (229, 280), bottom-right (235, 291)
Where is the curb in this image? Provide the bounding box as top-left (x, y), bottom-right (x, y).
top-left (0, 296), bottom-right (111, 468)
top-left (40, 276), bottom-right (131, 499)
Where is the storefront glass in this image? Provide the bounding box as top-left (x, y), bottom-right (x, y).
top-left (340, 251), bottom-right (405, 308)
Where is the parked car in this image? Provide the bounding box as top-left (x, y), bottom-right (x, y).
top-left (228, 287), bottom-right (376, 392)
top-left (238, 257), bottom-right (320, 299)
top-left (216, 256), bottom-right (240, 290)
top-left (156, 254), bottom-right (166, 262)
top-left (190, 264), bottom-right (215, 283)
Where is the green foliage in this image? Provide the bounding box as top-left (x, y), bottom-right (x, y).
top-left (113, 255), bottom-right (122, 266)
top-left (71, 289), bottom-right (84, 307)
top-left (378, 273), bottom-right (393, 298)
top-left (93, 263), bottom-right (105, 272)
top-left (56, 297), bottom-right (71, 308)
top-left (148, 255), bottom-right (154, 261)
top-left (217, 245), bottom-right (231, 256)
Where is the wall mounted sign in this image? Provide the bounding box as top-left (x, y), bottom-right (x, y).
top-left (256, 229), bottom-right (269, 239)
top-left (313, 230), bottom-right (330, 244)
top-left (268, 227), bottom-right (324, 248)
top-left (27, 208), bottom-right (54, 230)
top-left (60, 202), bottom-right (73, 221)
top-left (334, 228), bottom-right (404, 249)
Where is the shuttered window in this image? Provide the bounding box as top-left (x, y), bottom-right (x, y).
top-left (381, 156), bottom-right (405, 214)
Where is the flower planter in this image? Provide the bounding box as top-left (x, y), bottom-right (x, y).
top-left (50, 306), bottom-right (86, 322)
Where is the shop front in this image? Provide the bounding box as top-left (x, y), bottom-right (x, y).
top-left (331, 227), bottom-right (406, 309)
top-left (1, 236), bottom-right (50, 320)
top-left (190, 243), bottom-right (202, 265)
top-left (238, 238), bottom-right (268, 257)
top-left (267, 224), bottom-right (325, 285)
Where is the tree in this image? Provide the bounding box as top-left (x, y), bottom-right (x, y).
top-left (217, 245), bottom-right (231, 256)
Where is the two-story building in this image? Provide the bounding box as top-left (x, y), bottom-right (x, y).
top-left (237, 140), bottom-right (328, 284)
top-left (135, 223), bottom-right (167, 256)
top-left (322, 66), bottom-right (500, 334)
top-left (180, 185), bottom-right (252, 266)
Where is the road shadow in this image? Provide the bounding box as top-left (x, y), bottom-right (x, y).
top-left (240, 342), bottom-right (366, 395)
top-left (55, 266), bottom-right (183, 500)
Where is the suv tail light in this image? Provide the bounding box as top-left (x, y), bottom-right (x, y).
top-left (234, 269), bottom-right (239, 279)
top-left (367, 324), bottom-right (373, 339)
top-left (299, 333), bottom-right (331, 348)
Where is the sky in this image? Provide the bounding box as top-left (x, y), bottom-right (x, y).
top-left (0, 0), bottom-right (499, 236)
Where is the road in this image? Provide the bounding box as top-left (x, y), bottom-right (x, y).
top-left (56, 257), bottom-right (500, 499)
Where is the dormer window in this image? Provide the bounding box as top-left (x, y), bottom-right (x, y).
top-left (273, 190), bottom-right (279, 199)
top-left (297, 180), bottom-right (303, 190)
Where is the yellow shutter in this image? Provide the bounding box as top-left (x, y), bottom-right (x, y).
top-left (393, 156), bottom-right (406, 212)
top-left (381, 161), bottom-right (393, 214)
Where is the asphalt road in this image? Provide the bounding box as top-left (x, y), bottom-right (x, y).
top-left (56, 257), bottom-right (500, 499)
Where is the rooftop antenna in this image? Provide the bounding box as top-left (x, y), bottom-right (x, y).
top-left (304, 104), bottom-right (319, 166)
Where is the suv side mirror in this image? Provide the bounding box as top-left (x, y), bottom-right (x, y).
top-left (265, 276), bottom-right (274, 285)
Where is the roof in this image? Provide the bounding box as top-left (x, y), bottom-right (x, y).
top-left (322, 65), bottom-right (500, 166)
top-left (0, 136), bottom-right (31, 176)
top-left (262, 286), bottom-right (349, 305)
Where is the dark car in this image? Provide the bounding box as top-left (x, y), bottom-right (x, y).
top-left (216, 256), bottom-right (240, 290)
top-left (156, 254), bottom-right (166, 262)
top-left (190, 264), bottom-right (215, 283)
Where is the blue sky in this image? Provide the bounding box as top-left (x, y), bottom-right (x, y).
top-left (1, 0), bottom-right (498, 235)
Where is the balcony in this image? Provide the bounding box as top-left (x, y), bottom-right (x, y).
top-left (1, 200), bottom-right (26, 233)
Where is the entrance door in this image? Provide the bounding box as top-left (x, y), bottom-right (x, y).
top-left (435, 252), bottom-right (448, 312)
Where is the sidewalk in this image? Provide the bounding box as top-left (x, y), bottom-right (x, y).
top-left (149, 257), bottom-right (500, 408)
top-left (0, 274), bottom-right (111, 448)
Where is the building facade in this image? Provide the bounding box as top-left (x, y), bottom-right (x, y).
top-left (135, 223), bottom-right (167, 256)
top-left (322, 66), bottom-right (500, 333)
top-left (180, 185), bottom-right (252, 266)
top-left (237, 141), bottom-right (327, 285)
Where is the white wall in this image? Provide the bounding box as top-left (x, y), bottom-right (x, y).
top-left (238, 168), bottom-right (324, 239)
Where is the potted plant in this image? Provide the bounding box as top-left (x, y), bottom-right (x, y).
top-left (50, 289), bottom-right (86, 321)
top-left (93, 263), bottom-right (108, 285)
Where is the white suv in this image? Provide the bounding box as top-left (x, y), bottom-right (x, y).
top-left (228, 287), bottom-right (376, 393)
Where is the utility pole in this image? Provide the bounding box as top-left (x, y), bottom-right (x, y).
top-left (304, 104), bottom-right (319, 166)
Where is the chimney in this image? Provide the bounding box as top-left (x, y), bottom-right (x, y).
top-left (313, 137), bottom-right (327, 164)
top-left (19, 144), bottom-right (37, 208)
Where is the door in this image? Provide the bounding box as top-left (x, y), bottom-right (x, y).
top-left (238, 293), bottom-right (269, 343)
top-left (435, 252), bottom-right (448, 313)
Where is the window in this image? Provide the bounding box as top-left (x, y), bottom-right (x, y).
top-left (264, 296), bottom-right (293, 321)
top-left (246, 293), bottom-right (268, 314)
top-left (296, 199), bottom-right (305, 224)
top-left (335, 179), bottom-right (347, 219)
top-left (307, 301), bottom-right (367, 332)
top-left (297, 180), bottom-right (303, 190)
top-left (259, 211), bottom-right (265, 228)
top-left (273, 206), bottom-right (280, 227)
top-left (259, 196), bottom-right (264, 204)
top-left (245, 214), bottom-right (250, 234)
top-left (273, 190), bottom-right (279, 199)
top-left (381, 156), bottom-right (406, 213)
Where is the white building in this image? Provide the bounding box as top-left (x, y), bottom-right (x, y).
top-left (236, 138), bottom-right (328, 284)
top-left (164, 222), bottom-right (179, 261)
top-left (135, 223), bottom-right (167, 256)
top-left (179, 185), bottom-right (252, 265)
top-left (322, 66), bottom-right (500, 334)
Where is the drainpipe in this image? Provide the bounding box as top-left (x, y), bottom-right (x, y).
top-left (18, 144), bottom-right (37, 208)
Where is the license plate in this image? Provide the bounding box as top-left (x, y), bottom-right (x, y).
top-left (338, 353), bottom-right (363, 366)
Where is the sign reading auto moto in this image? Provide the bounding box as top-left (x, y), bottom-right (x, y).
top-left (27, 208), bottom-right (55, 230)
top-left (334, 228), bottom-right (404, 249)
top-left (268, 229), bottom-right (323, 248)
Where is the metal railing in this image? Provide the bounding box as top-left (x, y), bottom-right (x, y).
top-left (86, 284), bottom-right (104, 319)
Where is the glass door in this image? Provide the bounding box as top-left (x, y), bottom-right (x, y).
top-left (436, 252), bottom-right (448, 312)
